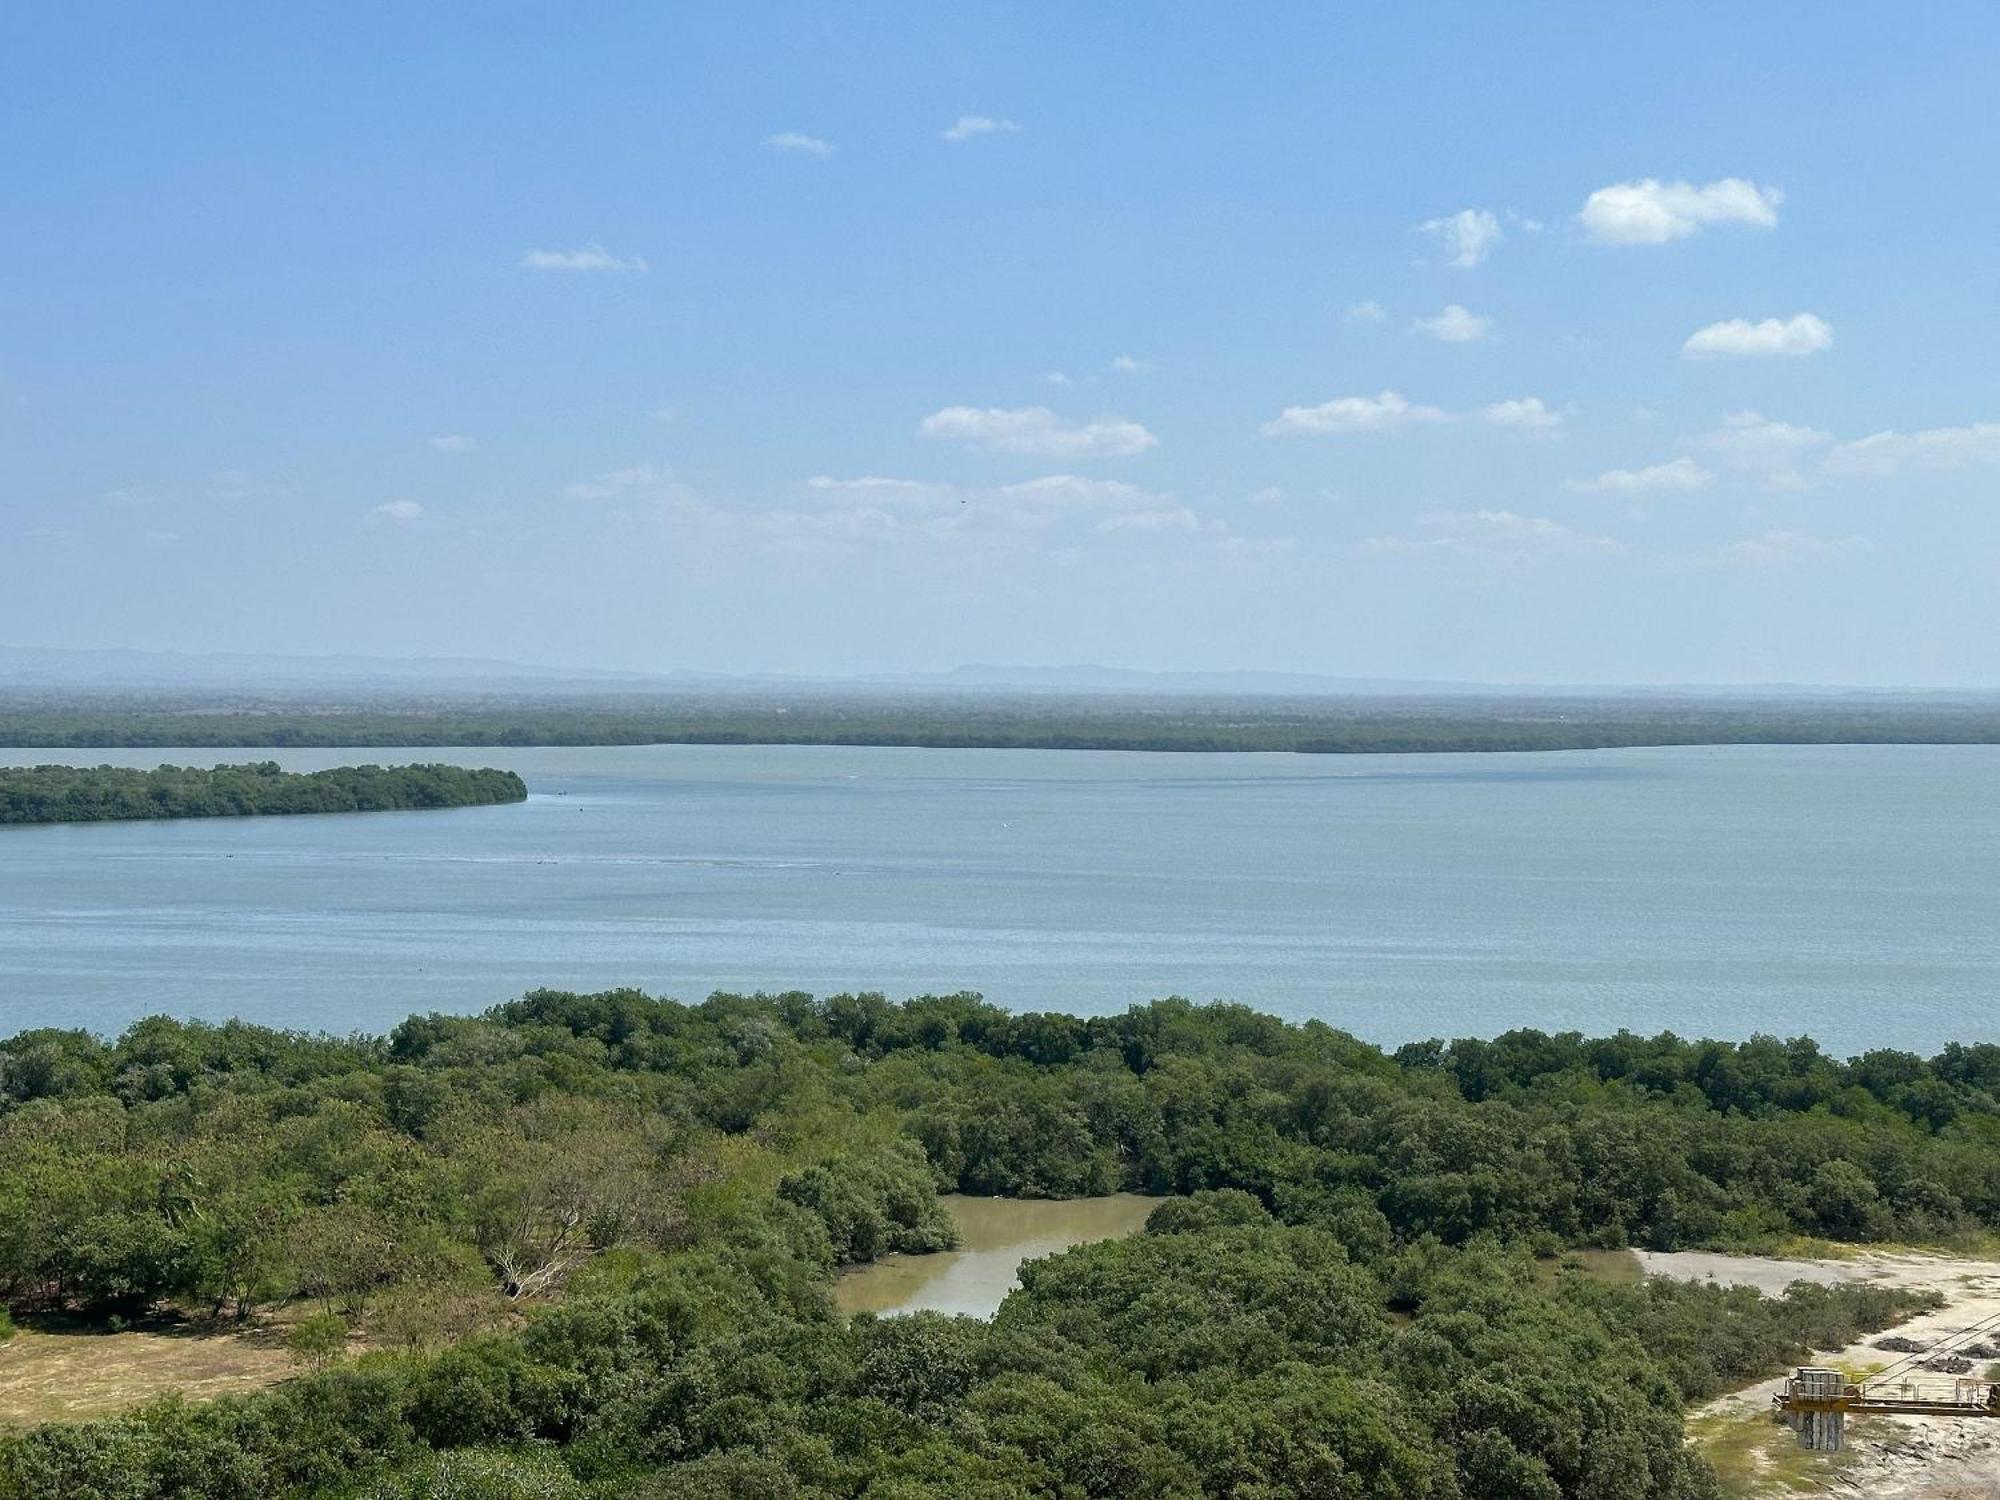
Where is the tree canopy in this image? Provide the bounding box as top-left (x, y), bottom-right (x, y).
top-left (0, 762), bottom-right (526, 825)
top-left (3, 990), bottom-right (1986, 1498)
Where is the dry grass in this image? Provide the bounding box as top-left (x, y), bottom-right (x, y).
top-left (1535, 1248), bottom-right (1644, 1286)
top-left (1689, 1409), bottom-right (1866, 1496)
top-left (0, 1319), bottom-right (297, 1430)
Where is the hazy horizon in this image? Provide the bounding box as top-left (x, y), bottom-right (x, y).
top-left (10, 639), bottom-right (2000, 698)
top-left (7, 6), bottom-right (2000, 687)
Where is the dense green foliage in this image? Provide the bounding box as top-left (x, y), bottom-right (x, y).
top-left (6, 687), bottom-right (2000, 753)
top-left (0, 762), bottom-right (526, 825)
top-left (3, 990), bottom-right (1988, 1498)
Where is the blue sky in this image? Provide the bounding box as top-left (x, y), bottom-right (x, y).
top-left (5, 3), bottom-right (1999, 684)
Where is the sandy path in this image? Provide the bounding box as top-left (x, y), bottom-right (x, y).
top-left (1640, 1251), bottom-right (2000, 1499)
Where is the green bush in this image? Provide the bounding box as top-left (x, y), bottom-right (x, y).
top-left (287, 1312), bottom-right (350, 1368)
top-left (363, 1448), bottom-right (584, 1500)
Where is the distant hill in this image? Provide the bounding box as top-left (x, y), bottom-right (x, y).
top-left (907, 664), bottom-right (1502, 695)
top-left (0, 644), bottom-right (1985, 701)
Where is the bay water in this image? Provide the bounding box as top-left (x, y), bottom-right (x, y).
top-left (1, 743), bottom-right (1994, 1054)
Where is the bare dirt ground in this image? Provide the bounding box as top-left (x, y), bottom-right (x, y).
top-left (0, 1321), bottom-right (296, 1429)
top-left (1640, 1250), bottom-right (2000, 1499)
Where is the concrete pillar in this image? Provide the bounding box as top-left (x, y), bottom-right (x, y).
top-left (1797, 1408), bottom-right (1845, 1451)
top-left (1788, 1366), bottom-right (1846, 1451)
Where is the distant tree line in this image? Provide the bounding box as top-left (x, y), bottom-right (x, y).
top-left (4, 687), bottom-right (2000, 753)
top-left (0, 761), bottom-right (526, 825)
top-left (1, 990), bottom-right (1990, 1497)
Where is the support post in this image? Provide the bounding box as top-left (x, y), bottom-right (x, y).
top-left (1786, 1367), bottom-right (1847, 1451)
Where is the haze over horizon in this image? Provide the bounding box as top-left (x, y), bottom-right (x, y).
top-left (6, 5), bottom-right (1999, 687)
top-left (5, 640), bottom-right (1999, 698)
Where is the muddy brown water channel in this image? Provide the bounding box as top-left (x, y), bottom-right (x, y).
top-left (834, 1194), bottom-right (1157, 1319)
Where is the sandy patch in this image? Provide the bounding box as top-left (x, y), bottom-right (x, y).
top-left (1647, 1251), bottom-right (2000, 1499)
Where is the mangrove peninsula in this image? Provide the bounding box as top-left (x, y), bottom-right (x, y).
top-left (0, 762), bottom-right (527, 826)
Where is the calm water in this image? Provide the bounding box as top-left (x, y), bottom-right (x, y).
top-left (0, 743), bottom-right (1995, 1053)
top-left (834, 1194), bottom-right (1157, 1318)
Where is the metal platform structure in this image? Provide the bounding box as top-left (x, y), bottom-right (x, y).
top-left (1775, 1311), bottom-right (2000, 1451)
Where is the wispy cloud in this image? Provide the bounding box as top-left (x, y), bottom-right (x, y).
top-left (1364, 509), bottom-right (1627, 564)
top-left (766, 131), bottom-right (833, 155)
top-left (1108, 354), bottom-right (1152, 374)
top-left (1261, 390), bottom-right (1449, 437)
top-left (1691, 410), bottom-right (1832, 489)
top-left (805, 474), bottom-right (937, 497)
top-left (1825, 421), bottom-right (2000, 476)
top-left (1683, 313), bottom-right (1832, 359)
top-left (554, 468), bottom-right (1276, 564)
top-left (566, 464), bottom-right (676, 500)
top-left (1564, 457), bottom-right (1714, 494)
top-left (917, 405), bottom-right (1157, 458)
top-left (367, 500), bottom-right (425, 524)
top-left (519, 244), bottom-right (648, 272)
top-left (1343, 299), bottom-right (1387, 324)
top-left (1412, 304), bottom-right (1492, 343)
top-left (943, 115), bottom-right (1020, 143)
top-left (1717, 530), bottom-right (1871, 567)
top-left (1419, 208), bottom-right (1502, 268)
top-left (1094, 506), bottom-right (1224, 537)
top-left (1578, 177), bottom-right (1782, 245)
top-left (208, 470), bottom-right (293, 502)
top-left (428, 434), bottom-right (476, 453)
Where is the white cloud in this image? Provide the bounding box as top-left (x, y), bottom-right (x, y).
top-left (943, 115), bottom-right (1020, 142)
top-left (1364, 509), bottom-right (1627, 564)
top-left (1825, 422), bottom-right (2000, 476)
top-left (1043, 370), bottom-right (1073, 386)
top-left (428, 434), bottom-right (476, 453)
top-left (766, 131), bottom-right (833, 155)
top-left (1479, 397), bottom-right (1562, 432)
top-left (1246, 485), bottom-right (1285, 507)
top-left (1419, 208), bottom-right (1502, 268)
top-left (917, 405), bottom-right (1157, 458)
top-left (805, 474), bottom-right (939, 500)
top-left (103, 486), bottom-right (162, 508)
top-left (1578, 177), bottom-right (1782, 245)
top-left (1109, 354), bottom-right (1152, 374)
top-left (367, 500), bottom-right (425, 523)
top-left (649, 471), bottom-right (1270, 560)
top-left (566, 463), bottom-right (676, 500)
top-left (1261, 389), bottom-right (1449, 437)
top-left (1343, 300), bottom-right (1387, 324)
top-left (1094, 506), bottom-right (1223, 536)
top-left (997, 474), bottom-right (1156, 510)
top-left (1718, 530), bottom-right (1871, 566)
top-left (1564, 457), bottom-right (1714, 494)
top-left (649, 405), bottom-right (680, 423)
top-left (1682, 313), bottom-right (1833, 360)
top-left (1412, 304), bottom-right (1493, 342)
top-left (519, 244), bottom-right (648, 272)
top-left (1691, 410), bottom-right (1832, 489)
